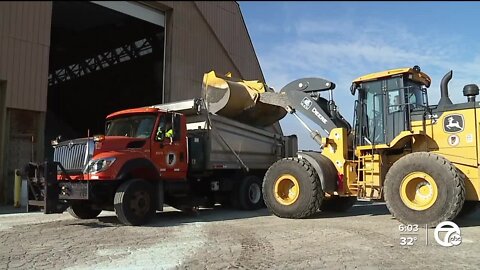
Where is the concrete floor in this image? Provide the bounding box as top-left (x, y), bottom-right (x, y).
top-left (1, 202), bottom-right (479, 269)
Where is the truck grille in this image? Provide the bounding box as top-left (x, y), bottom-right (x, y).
top-left (53, 140), bottom-right (92, 171)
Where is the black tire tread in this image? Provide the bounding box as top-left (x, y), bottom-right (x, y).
top-left (114, 179), bottom-right (154, 226)
top-left (263, 157), bottom-right (322, 219)
top-left (114, 181), bottom-right (130, 225)
top-left (67, 204), bottom-right (102, 219)
top-left (239, 175), bottom-right (264, 211)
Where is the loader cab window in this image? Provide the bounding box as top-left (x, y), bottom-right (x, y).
top-left (357, 77), bottom-right (404, 145)
top-left (387, 78), bottom-right (402, 113)
top-left (362, 80), bottom-right (385, 144)
top-left (404, 79), bottom-right (427, 110)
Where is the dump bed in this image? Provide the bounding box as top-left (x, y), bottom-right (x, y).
top-left (153, 99), bottom-right (297, 171)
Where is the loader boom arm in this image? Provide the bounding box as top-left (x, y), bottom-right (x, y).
top-left (259, 77), bottom-right (351, 138)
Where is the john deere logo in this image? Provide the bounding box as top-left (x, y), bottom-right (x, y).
top-left (443, 114), bottom-right (464, 133)
top-left (301, 97), bottom-right (313, 110)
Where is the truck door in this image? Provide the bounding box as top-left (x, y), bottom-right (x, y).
top-left (151, 112), bottom-right (188, 180)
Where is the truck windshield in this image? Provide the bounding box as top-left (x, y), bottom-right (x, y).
top-left (106, 114), bottom-right (156, 138)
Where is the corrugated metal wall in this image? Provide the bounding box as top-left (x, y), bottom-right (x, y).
top-left (194, 1), bottom-right (263, 81)
top-left (0, 1), bottom-right (265, 113)
top-left (152, 1), bottom-right (265, 103)
top-left (0, 2), bottom-right (51, 203)
top-left (0, 0), bottom-right (265, 114)
top-left (0, 1), bottom-right (52, 112)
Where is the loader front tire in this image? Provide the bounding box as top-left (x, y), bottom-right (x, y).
top-left (114, 179), bottom-right (155, 226)
top-left (384, 152), bottom-right (465, 227)
top-left (263, 157), bottom-right (323, 218)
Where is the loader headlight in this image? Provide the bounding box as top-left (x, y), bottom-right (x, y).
top-left (84, 157), bottom-right (116, 174)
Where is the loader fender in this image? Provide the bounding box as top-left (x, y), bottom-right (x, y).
top-left (298, 151), bottom-right (338, 193)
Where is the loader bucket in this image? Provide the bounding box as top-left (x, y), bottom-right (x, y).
top-left (202, 71), bottom-right (287, 126)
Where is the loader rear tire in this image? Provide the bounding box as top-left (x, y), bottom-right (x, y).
top-left (320, 196), bottom-right (357, 212)
top-left (67, 203), bottom-right (102, 219)
top-left (263, 157), bottom-right (323, 219)
top-left (114, 179), bottom-right (155, 226)
top-left (384, 152), bottom-right (465, 227)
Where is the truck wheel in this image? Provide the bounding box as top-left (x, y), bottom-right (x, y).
top-left (384, 152), bottom-right (465, 227)
top-left (114, 179), bottom-right (155, 226)
top-left (67, 203), bottom-right (102, 219)
top-left (263, 157), bottom-right (323, 218)
top-left (320, 196), bottom-right (357, 212)
top-left (457, 201), bottom-right (478, 218)
top-left (238, 175), bottom-right (264, 210)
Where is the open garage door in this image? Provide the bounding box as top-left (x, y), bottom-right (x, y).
top-left (46, 1), bottom-right (165, 159)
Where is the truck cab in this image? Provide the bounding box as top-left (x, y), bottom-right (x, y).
top-left (83, 108), bottom-right (188, 181)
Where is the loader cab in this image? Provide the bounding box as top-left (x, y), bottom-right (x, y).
top-left (351, 66), bottom-right (431, 147)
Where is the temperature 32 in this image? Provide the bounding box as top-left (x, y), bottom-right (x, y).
top-left (400, 236), bottom-right (418, 246)
top-left (399, 224), bottom-right (419, 246)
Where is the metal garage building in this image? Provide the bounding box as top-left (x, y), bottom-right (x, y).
top-left (0, 1), bottom-right (271, 204)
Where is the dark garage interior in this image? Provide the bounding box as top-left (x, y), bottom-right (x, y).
top-left (46, 1), bottom-right (165, 158)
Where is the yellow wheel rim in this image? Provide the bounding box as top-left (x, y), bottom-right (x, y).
top-left (400, 172), bottom-right (438, 211)
top-left (274, 174), bottom-right (300, 205)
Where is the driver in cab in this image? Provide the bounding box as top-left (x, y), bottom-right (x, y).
top-left (157, 121), bottom-right (174, 145)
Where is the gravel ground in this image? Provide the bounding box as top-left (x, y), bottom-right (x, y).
top-left (1, 201), bottom-right (479, 270)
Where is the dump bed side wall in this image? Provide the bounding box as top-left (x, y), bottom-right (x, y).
top-left (187, 113), bottom-right (288, 170)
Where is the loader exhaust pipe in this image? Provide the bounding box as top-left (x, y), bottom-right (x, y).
top-left (438, 70), bottom-right (453, 107)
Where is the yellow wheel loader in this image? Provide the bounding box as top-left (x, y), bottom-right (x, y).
top-left (203, 66), bottom-right (480, 226)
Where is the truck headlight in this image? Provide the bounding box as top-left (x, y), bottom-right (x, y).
top-left (84, 157), bottom-right (116, 174)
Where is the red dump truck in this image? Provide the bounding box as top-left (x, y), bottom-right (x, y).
top-left (27, 98), bottom-right (297, 225)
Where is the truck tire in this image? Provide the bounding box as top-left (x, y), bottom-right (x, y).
top-left (384, 152), bottom-right (465, 227)
top-left (114, 179), bottom-right (155, 226)
top-left (263, 157), bottom-right (323, 218)
top-left (67, 203), bottom-right (102, 219)
top-left (457, 201), bottom-right (478, 218)
top-left (238, 175), bottom-right (264, 210)
top-left (320, 196), bottom-right (357, 212)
